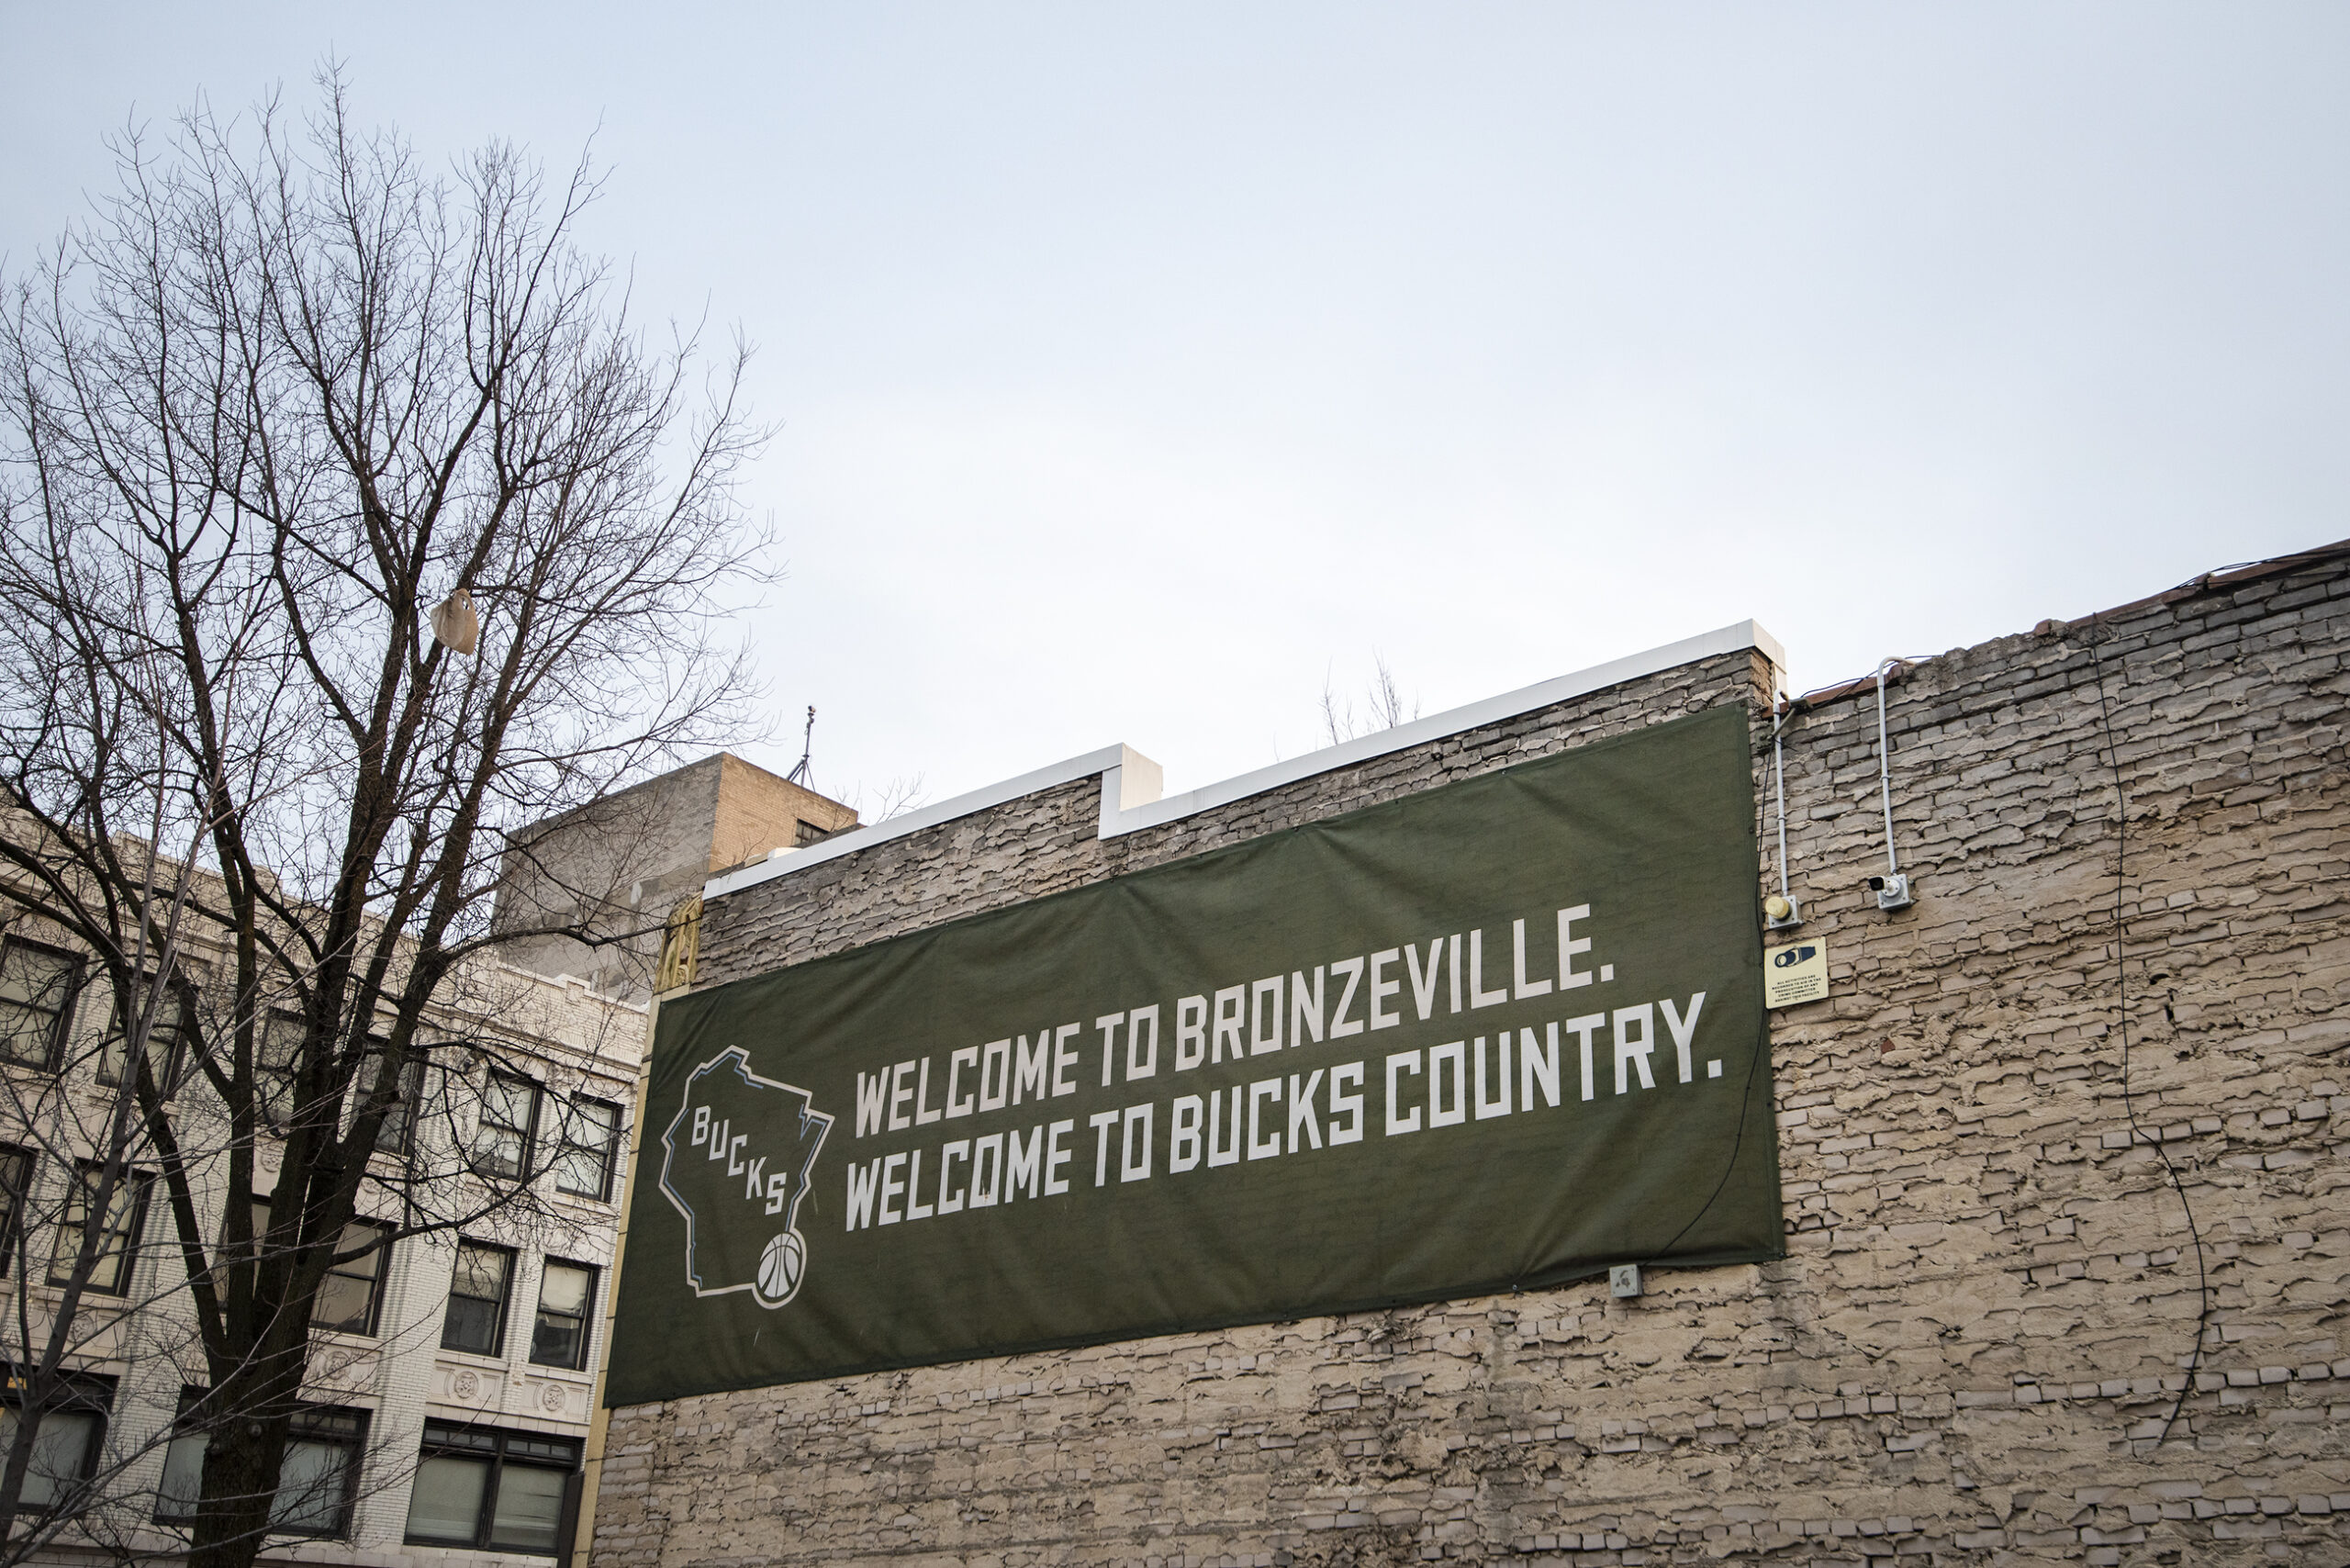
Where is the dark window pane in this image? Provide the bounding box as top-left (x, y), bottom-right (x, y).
top-left (0, 1147), bottom-right (31, 1278)
top-left (96, 983), bottom-right (190, 1092)
top-left (421, 1420), bottom-right (500, 1455)
top-left (313, 1221), bottom-right (389, 1335)
top-left (351, 1047), bottom-right (423, 1156)
top-left (293, 1407), bottom-right (366, 1442)
top-left (258, 1014), bottom-right (303, 1126)
top-left (270, 1436), bottom-right (352, 1533)
top-left (554, 1100), bottom-right (618, 1200)
top-left (529, 1314), bottom-right (582, 1370)
top-left (0, 1408), bottom-right (98, 1509)
top-left (441, 1242), bottom-right (511, 1355)
top-left (506, 1434), bottom-right (581, 1466)
top-left (405, 1454), bottom-right (488, 1542)
top-left (529, 1262), bottom-right (593, 1370)
top-left (312, 1271), bottom-right (374, 1334)
top-left (441, 1295), bottom-right (499, 1356)
top-left (487, 1464), bottom-right (568, 1551)
top-left (473, 1072), bottom-right (539, 1180)
top-left (476, 1126), bottom-right (523, 1179)
top-left (529, 1314), bottom-right (582, 1369)
top-left (49, 1164), bottom-right (146, 1294)
top-left (156, 1428), bottom-right (205, 1520)
top-left (0, 941), bottom-right (78, 1068)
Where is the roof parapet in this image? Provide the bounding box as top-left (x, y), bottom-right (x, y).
top-left (702, 619), bottom-right (1781, 901)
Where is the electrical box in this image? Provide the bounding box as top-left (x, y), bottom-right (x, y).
top-left (1608, 1263), bottom-right (1643, 1299)
top-left (1868, 872), bottom-right (1914, 912)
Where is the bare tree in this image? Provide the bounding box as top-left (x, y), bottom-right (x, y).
top-left (1318, 655), bottom-right (1419, 747)
top-left (850, 774), bottom-right (930, 825)
top-left (0, 72), bottom-right (767, 1568)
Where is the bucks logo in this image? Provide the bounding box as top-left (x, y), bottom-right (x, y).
top-left (658, 1048), bottom-right (832, 1308)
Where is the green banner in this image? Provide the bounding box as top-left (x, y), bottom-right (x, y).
top-left (605, 705), bottom-right (1781, 1406)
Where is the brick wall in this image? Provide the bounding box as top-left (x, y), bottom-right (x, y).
top-left (709, 753), bottom-right (860, 871)
top-left (689, 647), bottom-right (1774, 988)
top-left (496, 752), bottom-right (859, 1002)
top-left (591, 552), bottom-right (2350, 1567)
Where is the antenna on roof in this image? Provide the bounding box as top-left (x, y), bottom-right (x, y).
top-left (787, 705), bottom-right (816, 789)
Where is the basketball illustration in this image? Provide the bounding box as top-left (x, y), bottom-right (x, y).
top-left (757, 1230), bottom-right (806, 1305)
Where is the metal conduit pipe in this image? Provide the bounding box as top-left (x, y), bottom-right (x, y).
top-left (1870, 660), bottom-right (1915, 910)
top-left (1876, 665), bottom-right (1899, 874)
top-left (1764, 701), bottom-right (1801, 928)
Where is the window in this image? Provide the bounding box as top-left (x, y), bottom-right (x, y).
top-left (252, 1200), bottom-right (394, 1336)
top-left (156, 1391), bottom-right (367, 1537)
top-left (0, 1408), bottom-right (102, 1512)
top-left (0, 1145), bottom-right (31, 1278)
top-left (529, 1261), bottom-right (596, 1371)
top-left (95, 980), bottom-right (193, 1094)
top-left (472, 1070), bottom-right (540, 1180)
top-left (441, 1240), bottom-right (514, 1356)
top-left (258, 1013), bottom-right (303, 1126)
top-left (792, 817), bottom-right (833, 848)
top-left (0, 938), bottom-right (81, 1070)
top-left (315, 1218), bottom-right (394, 1335)
top-left (48, 1161), bottom-right (150, 1295)
top-left (351, 1042), bottom-right (425, 1156)
top-left (553, 1098), bottom-right (620, 1201)
top-left (404, 1421), bottom-right (580, 1555)
top-left (153, 1391), bottom-right (208, 1522)
top-left (0, 1366), bottom-right (114, 1513)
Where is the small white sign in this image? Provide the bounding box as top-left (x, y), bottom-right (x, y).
top-left (1763, 937), bottom-right (1830, 1009)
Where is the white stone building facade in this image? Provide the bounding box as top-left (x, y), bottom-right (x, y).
top-left (0, 895), bottom-right (645, 1567)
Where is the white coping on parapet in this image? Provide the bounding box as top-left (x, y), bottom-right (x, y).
top-left (702, 620), bottom-right (1782, 901)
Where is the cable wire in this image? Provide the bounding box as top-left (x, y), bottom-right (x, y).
top-left (2083, 622), bottom-right (2211, 1448)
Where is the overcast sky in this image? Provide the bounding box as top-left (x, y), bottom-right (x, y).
top-left (6, 5), bottom-right (2344, 809)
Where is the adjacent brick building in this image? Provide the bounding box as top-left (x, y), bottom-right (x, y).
top-left (589, 542), bottom-right (2350, 1566)
top-left (496, 754), bottom-right (860, 1002)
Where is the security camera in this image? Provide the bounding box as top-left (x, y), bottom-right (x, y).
top-left (1867, 873), bottom-right (1914, 912)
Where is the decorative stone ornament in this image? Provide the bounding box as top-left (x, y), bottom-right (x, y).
top-left (655, 895), bottom-right (702, 993)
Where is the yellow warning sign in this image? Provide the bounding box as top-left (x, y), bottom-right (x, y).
top-left (1763, 936), bottom-right (1829, 1009)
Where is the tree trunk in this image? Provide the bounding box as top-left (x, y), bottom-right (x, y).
top-left (189, 1414), bottom-right (291, 1568)
top-left (187, 1329), bottom-right (308, 1568)
top-left (0, 1407), bottom-right (44, 1546)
